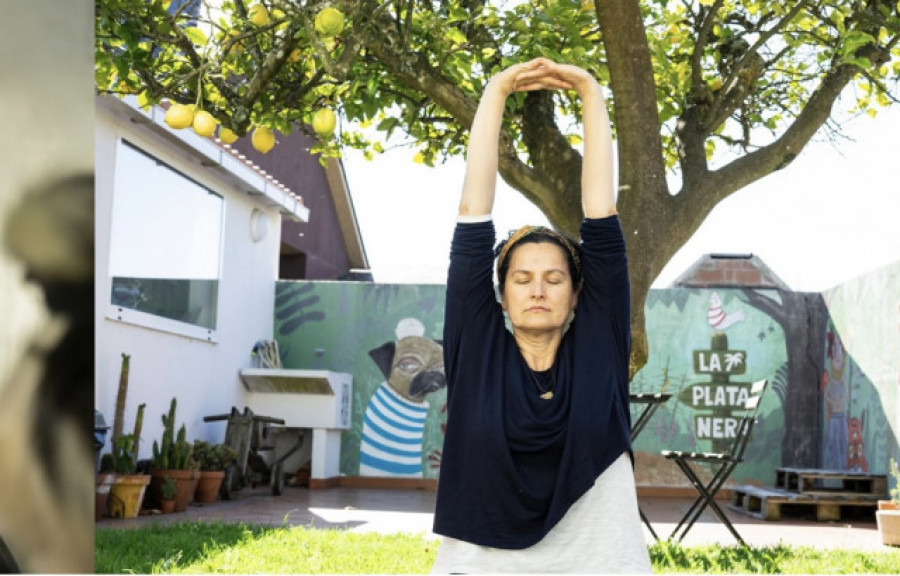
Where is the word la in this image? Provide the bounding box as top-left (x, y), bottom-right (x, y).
top-left (693, 350), bottom-right (746, 375)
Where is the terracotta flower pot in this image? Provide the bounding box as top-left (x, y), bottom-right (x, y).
top-left (160, 499), bottom-right (176, 514)
top-left (151, 469), bottom-right (199, 512)
top-left (194, 470), bottom-right (226, 504)
top-left (878, 500), bottom-right (900, 511)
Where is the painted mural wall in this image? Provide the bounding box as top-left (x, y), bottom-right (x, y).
top-left (630, 288), bottom-right (786, 487)
top-left (820, 260), bottom-right (900, 479)
top-left (274, 263), bottom-right (900, 488)
top-left (274, 281), bottom-right (448, 479)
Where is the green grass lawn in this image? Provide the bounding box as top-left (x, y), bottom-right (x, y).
top-left (95, 521), bottom-right (900, 574)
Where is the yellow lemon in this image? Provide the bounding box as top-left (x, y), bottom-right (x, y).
top-left (287, 48), bottom-right (301, 63)
top-left (248, 4), bottom-right (269, 27)
top-left (192, 110), bottom-right (218, 137)
top-left (315, 7), bottom-right (345, 37)
top-left (311, 108), bottom-right (337, 137)
top-left (252, 126), bottom-right (276, 153)
top-left (710, 78), bottom-right (724, 91)
top-left (164, 102), bottom-right (194, 129)
top-left (218, 126), bottom-right (239, 144)
top-left (226, 29), bottom-right (244, 53)
top-left (271, 8), bottom-right (288, 31)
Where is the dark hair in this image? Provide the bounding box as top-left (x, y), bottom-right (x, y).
top-left (495, 226), bottom-right (582, 292)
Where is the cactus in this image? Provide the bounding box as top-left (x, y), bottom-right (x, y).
top-left (173, 424), bottom-right (191, 469)
top-left (112, 353), bottom-right (131, 446)
top-left (130, 403), bottom-right (145, 472)
top-left (151, 397), bottom-right (197, 470)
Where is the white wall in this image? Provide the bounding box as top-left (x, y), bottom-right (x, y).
top-left (95, 100), bottom-right (284, 460)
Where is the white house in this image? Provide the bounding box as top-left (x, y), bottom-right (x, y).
top-left (95, 94), bottom-right (313, 465)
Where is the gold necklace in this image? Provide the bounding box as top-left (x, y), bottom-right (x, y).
top-left (527, 365), bottom-right (556, 400)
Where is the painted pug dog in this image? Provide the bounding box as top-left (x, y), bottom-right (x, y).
top-left (0, 174), bottom-right (94, 572)
top-left (360, 318), bottom-right (446, 477)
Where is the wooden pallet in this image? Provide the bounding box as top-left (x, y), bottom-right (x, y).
top-left (731, 485), bottom-right (880, 521)
top-left (775, 467), bottom-right (887, 498)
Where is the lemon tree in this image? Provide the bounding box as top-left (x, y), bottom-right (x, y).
top-left (96, 0), bottom-right (900, 378)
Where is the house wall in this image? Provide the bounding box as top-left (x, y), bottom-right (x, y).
top-left (233, 132), bottom-right (354, 280)
top-left (272, 262), bottom-right (900, 490)
top-left (95, 103), bottom-right (283, 461)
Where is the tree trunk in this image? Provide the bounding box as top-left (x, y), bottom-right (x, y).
top-left (741, 289), bottom-right (826, 467)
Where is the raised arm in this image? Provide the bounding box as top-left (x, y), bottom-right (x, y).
top-left (576, 73), bottom-right (616, 218)
top-left (458, 59), bottom-right (571, 218)
top-left (492, 60), bottom-right (616, 219)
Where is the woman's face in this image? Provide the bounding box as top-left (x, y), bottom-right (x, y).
top-left (501, 242), bottom-right (578, 335)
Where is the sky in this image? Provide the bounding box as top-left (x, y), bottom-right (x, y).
top-left (342, 103), bottom-right (900, 292)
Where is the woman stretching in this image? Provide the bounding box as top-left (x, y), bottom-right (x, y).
top-left (430, 58), bottom-right (652, 573)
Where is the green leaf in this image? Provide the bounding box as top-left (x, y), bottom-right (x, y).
top-left (448, 6), bottom-right (469, 23)
top-left (841, 56), bottom-right (872, 69)
top-left (840, 31), bottom-right (876, 57)
top-left (137, 90), bottom-right (153, 110)
top-left (445, 27), bottom-right (467, 45)
top-left (184, 26), bottom-right (209, 46)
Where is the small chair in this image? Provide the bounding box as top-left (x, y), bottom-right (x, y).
top-left (662, 379), bottom-right (768, 545)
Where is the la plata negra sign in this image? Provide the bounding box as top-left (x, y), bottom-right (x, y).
top-left (678, 382), bottom-right (753, 440)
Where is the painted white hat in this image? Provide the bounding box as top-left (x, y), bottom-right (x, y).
top-left (396, 317), bottom-right (425, 340)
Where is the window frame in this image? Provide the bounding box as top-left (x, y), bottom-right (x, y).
top-left (105, 138), bottom-right (225, 343)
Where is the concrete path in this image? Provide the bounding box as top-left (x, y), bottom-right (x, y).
top-left (96, 485), bottom-right (892, 553)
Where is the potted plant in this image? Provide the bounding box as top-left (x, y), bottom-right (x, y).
top-left (192, 441), bottom-right (236, 503)
top-left (159, 476), bottom-right (177, 514)
top-left (104, 354), bottom-right (151, 519)
top-left (149, 397), bottom-right (199, 512)
top-left (105, 427), bottom-right (151, 519)
top-left (877, 458), bottom-right (900, 545)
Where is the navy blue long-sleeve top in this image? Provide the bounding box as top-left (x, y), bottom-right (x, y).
top-left (432, 215), bottom-right (633, 549)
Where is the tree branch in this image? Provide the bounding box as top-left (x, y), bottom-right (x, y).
top-left (702, 1), bottom-right (812, 134)
top-left (683, 62), bottom-right (858, 221)
top-left (356, 4), bottom-right (566, 230)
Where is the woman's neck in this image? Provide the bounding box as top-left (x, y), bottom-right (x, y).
top-left (514, 329), bottom-right (562, 371)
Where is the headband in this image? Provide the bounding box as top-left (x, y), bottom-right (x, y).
top-left (495, 225), bottom-right (582, 279)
